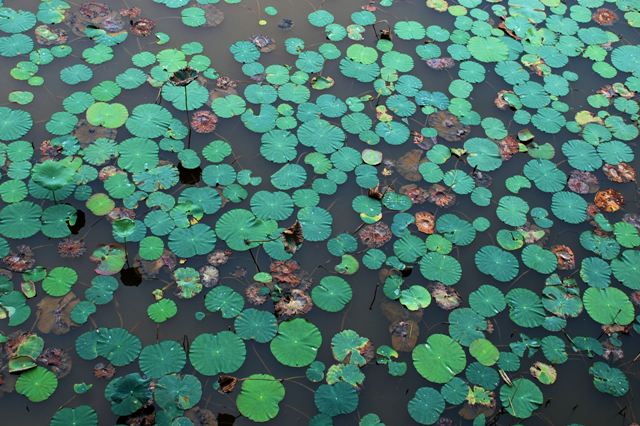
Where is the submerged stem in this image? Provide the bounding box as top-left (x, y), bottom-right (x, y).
top-left (184, 85), bottom-right (192, 149)
top-left (123, 238), bottom-right (130, 269)
top-left (247, 248), bottom-right (261, 272)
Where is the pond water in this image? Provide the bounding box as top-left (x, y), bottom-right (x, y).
top-left (0, 0), bottom-right (639, 425)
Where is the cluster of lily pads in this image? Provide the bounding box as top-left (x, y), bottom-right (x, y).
top-left (0, 0), bottom-right (639, 424)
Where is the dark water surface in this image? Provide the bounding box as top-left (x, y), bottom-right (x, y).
top-left (1, 0), bottom-right (639, 425)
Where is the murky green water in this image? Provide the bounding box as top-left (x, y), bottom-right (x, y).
top-left (1, 0), bottom-right (639, 425)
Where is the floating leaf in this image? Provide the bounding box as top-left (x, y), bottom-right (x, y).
top-left (234, 309), bottom-right (278, 343)
top-left (86, 102), bottom-right (128, 129)
top-left (236, 374), bottom-right (285, 422)
top-left (15, 366), bottom-right (57, 402)
top-left (583, 287), bottom-right (635, 325)
top-left (413, 334), bottom-right (466, 383)
top-left (139, 340), bottom-right (186, 378)
top-left (104, 373), bottom-right (151, 416)
top-left (499, 379), bottom-right (543, 419)
top-left (189, 331), bottom-right (246, 375)
top-left (589, 362), bottom-right (629, 397)
top-left (270, 319), bottom-right (322, 367)
top-left (314, 382), bottom-right (358, 416)
top-left (147, 299), bottom-right (177, 323)
top-left (311, 276), bottom-right (352, 312)
top-left (50, 406), bottom-right (98, 426)
top-left (408, 387), bottom-right (445, 425)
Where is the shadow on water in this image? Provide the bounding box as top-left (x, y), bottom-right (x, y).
top-left (178, 162), bottom-right (202, 185)
top-left (68, 208), bottom-right (86, 235)
top-left (120, 266), bottom-right (143, 287)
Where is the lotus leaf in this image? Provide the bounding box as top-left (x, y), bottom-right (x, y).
top-left (583, 287), bottom-right (635, 325)
top-left (15, 366), bottom-right (57, 402)
top-left (234, 309), bottom-right (278, 343)
top-left (312, 276), bottom-right (352, 312)
top-left (314, 382), bottom-right (358, 416)
top-left (589, 362), bottom-right (629, 397)
top-left (499, 379), bottom-right (543, 419)
top-left (50, 406), bottom-right (97, 426)
top-left (139, 340), bottom-right (186, 378)
top-left (155, 373), bottom-right (202, 410)
top-left (270, 319), bottom-right (322, 367)
top-left (236, 374), bottom-right (285, 422)
top-left (413, 334), bottom-right (466, 383)
top-left (189, 331), bottom-right (246, 375)
top-left (408, 387), bottom-right (445, 425)
top-left (104, 373), bottom-right (151, 415)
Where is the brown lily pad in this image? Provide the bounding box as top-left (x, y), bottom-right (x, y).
top-left (427, 111), bottom-right (470, 142)
top-left (36, 293), bottom-right (80, 335)
top-left (415, 211), bottom-right (436, 234)
top-left (603, 162), bottom-right (636, 183)
top-left (396, 149), bottom-right (425, 182)
top-left (594, 188), bottom-right (624, 212)
top-left (389, 319), bottom-right (419, 352)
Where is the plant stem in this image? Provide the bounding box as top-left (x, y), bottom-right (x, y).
top-left (184, 84), bottom-right (192, 149)
top-left (123, 238), bottom-right (130, 268)
top-left (244, 237), bottom-right (279, 244)
top-left (248, 248), bottom-right (261, 272)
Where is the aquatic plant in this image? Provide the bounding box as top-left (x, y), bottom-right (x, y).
top-left (0, 0), bottom-right (639, 425)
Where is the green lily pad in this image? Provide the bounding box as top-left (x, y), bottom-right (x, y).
top-left (236, 374), bottom-right (285, 422)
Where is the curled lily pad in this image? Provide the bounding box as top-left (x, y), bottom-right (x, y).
top-left (104, 373), bottom-right (151, 416)
top-left (154, 373), bottom-right (202, 410)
